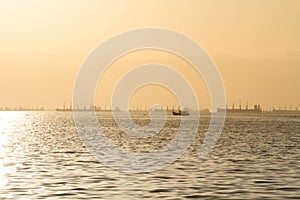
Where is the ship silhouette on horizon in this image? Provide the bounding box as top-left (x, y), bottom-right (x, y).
top-left (217, 103), bottom-right (262, 114)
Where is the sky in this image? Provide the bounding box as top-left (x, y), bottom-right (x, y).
top-left (0, 0), bottom-right (299, 110)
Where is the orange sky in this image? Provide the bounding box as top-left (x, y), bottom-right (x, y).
top-left (0, 0), bottom-right (299, 110)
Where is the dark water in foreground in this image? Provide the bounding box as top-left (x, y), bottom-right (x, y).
top-left (0, 111), bottom-right (299, 199)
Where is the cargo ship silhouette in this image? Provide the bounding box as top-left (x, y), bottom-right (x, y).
top-left (217, 104), bottom-right (262, 114)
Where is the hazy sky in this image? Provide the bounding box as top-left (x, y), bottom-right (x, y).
top-left (0, 0), bottom-right (299, 110)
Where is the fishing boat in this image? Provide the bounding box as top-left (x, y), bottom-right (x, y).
top-left (172, 110), bottom-right (190, 116)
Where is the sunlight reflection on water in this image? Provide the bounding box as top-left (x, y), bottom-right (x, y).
top-left (0, 111), bottom-right (299, 199)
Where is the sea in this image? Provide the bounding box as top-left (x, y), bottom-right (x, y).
top-left (0, 111), bottom-right (299, 199)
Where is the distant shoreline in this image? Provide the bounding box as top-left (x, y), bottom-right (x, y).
top-left (1, 109), bottom-right (299, 116)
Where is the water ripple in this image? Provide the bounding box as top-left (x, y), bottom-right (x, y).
top-left (0, 112), bottom-right (299, 199)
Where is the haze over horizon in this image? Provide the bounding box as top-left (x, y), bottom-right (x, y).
top-left (0, 0), bottom-right (299, 110)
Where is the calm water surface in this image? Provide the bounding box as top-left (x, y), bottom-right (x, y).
top-left (0, 111), bottom-right (299, 199)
